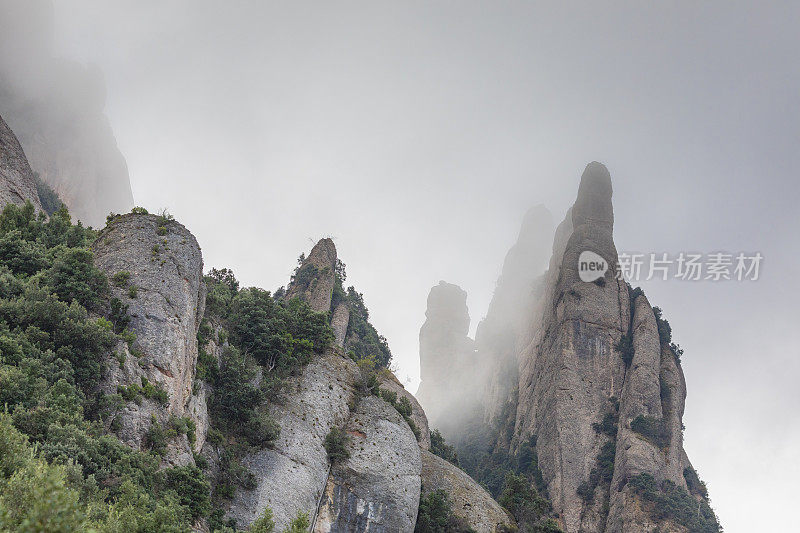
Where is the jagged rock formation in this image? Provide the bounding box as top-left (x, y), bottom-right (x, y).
top-left (286, 238), bottom-right (338, 313)
top-left (422, 163), bottom-right (717, 533)
top-left (93, 213), bottom-right (206, 463)
top-left (416, 281), bottom-right (477, 438)
top-left (226, 238), bottom-right (512, 532)
top-left (0, 113), bottom-right (43, 212)
top-left (0, 0), bottom-right (134, 226)
top-left (420, 450), bottom-right (515, 533)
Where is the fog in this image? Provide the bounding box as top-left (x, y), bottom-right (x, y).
top-left (2, 1), bottom-right (799, 530)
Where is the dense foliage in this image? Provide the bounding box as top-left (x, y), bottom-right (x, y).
top-left (200, 267), bottom-right (334, 526)
top-left (630, 414), bottom-right (670, 449)
top-left (414, 489), bottom-right (475, 533)
top-left (0, 202), bottom-right (210, 531)
top-left (628, 473), bottom-right (721, 533)
top-left (342, 286), bottom-right (392, 367)
top-left (455, 426), bottom-right (560, 532)
top-left (32, 173), bottom-right (63, 216)
top-left (323, 427), bottom-right (351, 464)
top-left (430, 429), bottom-right (459, 466)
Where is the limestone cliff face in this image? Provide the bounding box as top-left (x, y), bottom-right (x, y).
top-left (286, 238), bottom-right (338, 313)
top-left (225, 347), bottom-right (431, 531)
top-left (227, 351), bottom-right (360, 529)
top-left (0, 113), bottom-right (43, 212)
top-left (93, 213), bottom-right (206, 463)
top-left (0, 1), bottom-right (133, 226)
top-left (415, 281), bottom-right (477, 438)
top-left (420, 451), bottom-right (515, 533)
top-left (510, 163), bottom-right (632, 531)
top-left (315, 396), bottom-right (422, 532)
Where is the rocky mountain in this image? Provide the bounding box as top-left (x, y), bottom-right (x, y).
top-left (417, 163), bottom-right (721, 532)
top-left (0, 0), bottom-right (134, 226)
top-left (0, 105), bottom-right (716, 533)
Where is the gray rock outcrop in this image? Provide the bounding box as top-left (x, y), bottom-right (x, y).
top-left (331, 302), bottom-right (350, 347)
top-left (315, 396), bottom-right (422, 532)
top-left (0, 113), bottom-right (43, 212)
top-left (478, 205), bottom-right (554, 426)
top-left (286, 238), bottom-right (337, 313)
top-left (420, 450), bottom-right (515, 533)
top-left (93, 213), bottom-right (206, 462)
top-left (226, 351), bottom-right (360, 530)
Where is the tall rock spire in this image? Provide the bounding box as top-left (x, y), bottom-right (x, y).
top-left (286, 238), bottom-right (338, 313)
top-left (429, 162), bottom-right (719, 532)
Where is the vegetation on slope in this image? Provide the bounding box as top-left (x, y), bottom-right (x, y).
top-left (331, 260), bottom-right (392, 368)
top-left (0, 202), bottom-right (206, 531)
top-left (199, 267), bottom-right (333, 529)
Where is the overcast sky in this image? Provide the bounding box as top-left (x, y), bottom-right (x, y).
top-left (11, 1), bottom-right (798, 530)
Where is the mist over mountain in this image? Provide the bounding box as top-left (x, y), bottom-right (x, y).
top-left (0, 0), bottom-right (133, 226)
top-left (0, 3), bottom-right (799, 532)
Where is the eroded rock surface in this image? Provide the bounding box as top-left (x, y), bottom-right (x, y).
top-left (331, 302), bottom-right (350, 347)
top-left (93, 213), bottom-right (205, 462)
top-left (315, 395), bottom-right (422, 533)
top-left (420, 450), bottom-right (515, 533)
top-left (421, 162), bottom-right (714, 533)
top-left (227, 352), bottom-right (359, 530)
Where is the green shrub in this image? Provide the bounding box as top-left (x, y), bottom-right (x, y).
top-left (47, 247), bottom-right (109, 310)
top-left (130, 206), bottom-right (149, 215)
top-left (33, 173), bottom-right (64, 216)
top-left (112, 271), bottom-right (131, 287)
top-left (592, 411), bottom-right (619, 438)
top-left (249, 506), bottom-right (275, 532)
top-left (499, 473), bottom-right (553, 525)
top-left (683, 465), bottom-right (709, 499)
top-left (324, 427), bottom-right (351, 464)
top-left (110, 297), bottom-right (130, 333)
top-left (282, 511), bottom-right (310, 533)
top-left (162, 464), bottom-right (211, 519)
top-left (628, 473), bottom-right (721, 532)
top-left (343, 286), bottom-right (392, 368)
top-left (415, 489), bottom-right (474, 533)
top-left (630, 415), bottom-right (669, 449)
top-left (615, 333), bottom-right (634, 366)
top-left (430, 429), bottom-right (459, 466)
top-left (576, 441), bottom-right (616, 503)
top-left (652, 307), bottom-right (672, 345)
